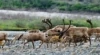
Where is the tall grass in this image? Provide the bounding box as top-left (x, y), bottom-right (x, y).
top-left (0, 18), bottom-right (100, 31)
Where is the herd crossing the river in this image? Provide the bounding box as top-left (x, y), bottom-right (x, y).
top-left (0, 19), bottom-right (100, 49)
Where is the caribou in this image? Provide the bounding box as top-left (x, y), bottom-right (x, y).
top-left (0, 33), bottom-right (8, 48)
top-left (86, 19), bottom-right (100, 42)
top-left (58, 19), bottom-right (91, 46)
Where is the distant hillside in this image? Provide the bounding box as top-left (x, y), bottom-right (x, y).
top-left (53, 0), bottom-right (100, 4)
top-left (0, 0), bottom-right (100, 13)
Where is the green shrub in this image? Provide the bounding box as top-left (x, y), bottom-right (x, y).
top-left (15, 21), bottom-right (25, 28)
top-left (58, 6), bottom-right (67, 11)
top-left (0, 18), bottom-right (100, 31)
top-left (28, 22), bottom-right (36, 29)
top-left (54, 2), bottom-right (67, 6)
top-left (91, 7), bottom-right (100, 12)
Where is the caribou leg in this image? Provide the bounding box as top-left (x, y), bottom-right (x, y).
top-left (74, 41), bottom-right (77, 47)
top-left (50, 43), bottom-right (52, 48)
top-left (69, 39), bottom-right (71, 47)
top-left (31, 41), bottom-right (35, 49)
top-left (89, 37), bottom-right (91, 45)
top-left (94, 36), bottom-right (97, 42)
top-left (85, 33), bottom-right (91, 45)
top-left (2, 40), bottom-right (7, 48)
top-left (47, 43), bottom-right (49, 48)
top-left (38, 41), bottom-right (43, 48)
top-left (23, 41), bottom-right (28, 49)
top-left (98, 36), bottom-right (100, 42)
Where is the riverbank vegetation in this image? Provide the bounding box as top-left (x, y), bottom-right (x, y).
top-left (0, 18), bottom-right (100, 31)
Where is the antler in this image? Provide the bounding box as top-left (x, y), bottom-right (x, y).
top-left (59, 20), bottom-right (72, 39)
top-left (42, 19), bottom-right (48, 24)
top-left (46, 19), bottom-right (53, 29)
top-left (86, 19), bottom-right (93, 28)
top-left (42, 19), bottom-right (48, 30)
top-left (42, 18), bottom-right (52, 29)
top-left (64, 20), bottom-right (72, 32)
top-left (62, 18), bottom-right (65, 31)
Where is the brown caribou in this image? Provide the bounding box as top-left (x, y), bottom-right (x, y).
top-left (0, 33), bottom-right (8, 48)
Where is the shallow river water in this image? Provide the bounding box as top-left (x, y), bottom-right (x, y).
top-left (0, 10), bottom-right (100, 19)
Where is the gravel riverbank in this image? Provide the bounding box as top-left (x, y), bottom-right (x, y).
top-left (0, 40), bottom-right (100, 55)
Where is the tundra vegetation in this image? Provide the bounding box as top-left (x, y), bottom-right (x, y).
top-left (0, 18), bottom-right (100, 31)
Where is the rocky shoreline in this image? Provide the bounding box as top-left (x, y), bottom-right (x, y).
top-left (0, 40), bottom-right (100, 55)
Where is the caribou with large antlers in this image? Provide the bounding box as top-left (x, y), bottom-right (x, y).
top-left (86, 19), bottom-right (100, 41)
top-left (12, 18), bottom-right (55, 49)
top-left (59, 19), bottom-right (91, 46)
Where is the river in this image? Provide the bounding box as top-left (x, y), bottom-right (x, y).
top-left (0, 31), bottom-right (27, 40)
top-left (0, 10), bottom-right (100, 19)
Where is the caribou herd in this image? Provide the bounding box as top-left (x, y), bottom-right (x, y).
top-left (0, 19), bottom-right (100, 49)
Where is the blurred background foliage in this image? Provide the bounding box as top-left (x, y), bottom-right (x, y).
top-left (0, 0), bottom-right (100, 13)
